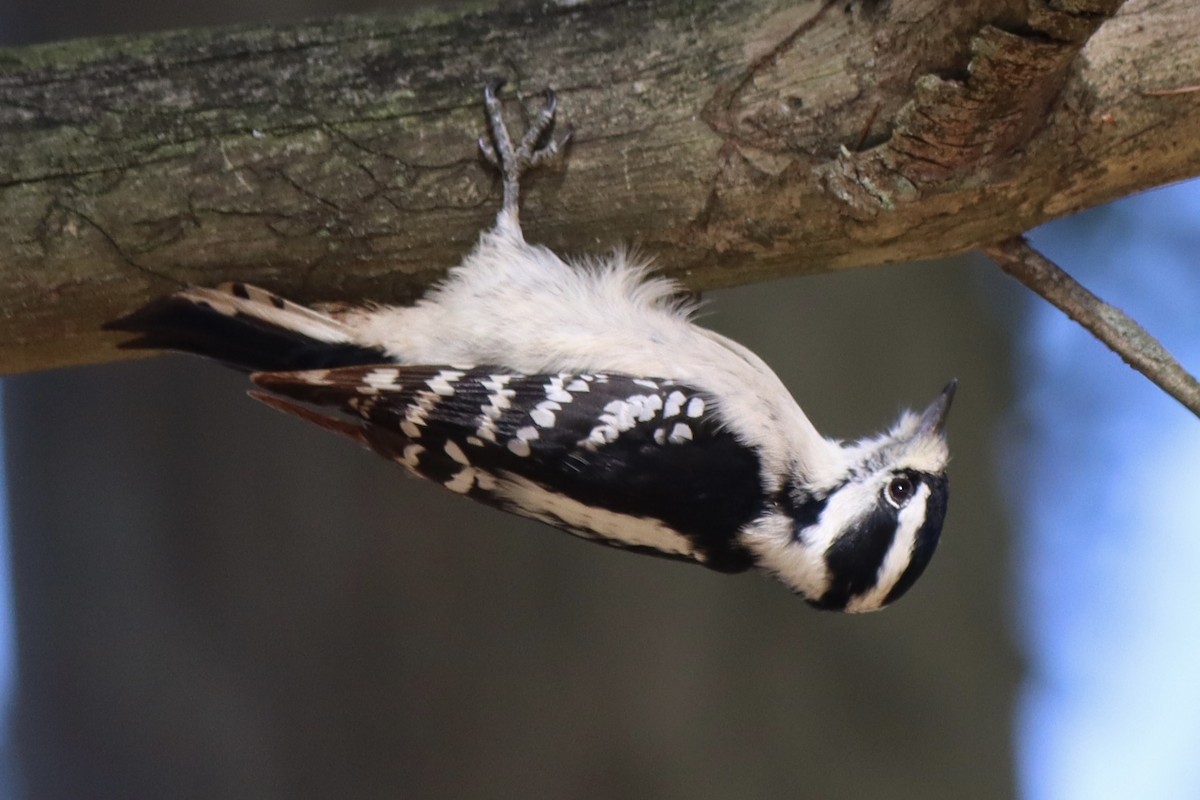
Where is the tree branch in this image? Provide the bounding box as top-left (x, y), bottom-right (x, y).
top-left (984, 236), bottom-right (1200, 419)
top-left (1, 0), bottom-right (1196, 372)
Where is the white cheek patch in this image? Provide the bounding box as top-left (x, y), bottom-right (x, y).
top-left (805, 480), bottom-right (878, 554)
top-left (845, 483), bottom-right (931, 613)
top-left (737, 512), bottom-right (830, 600)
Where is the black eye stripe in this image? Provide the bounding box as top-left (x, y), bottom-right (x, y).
top-left (811, 501), bottom-right (899, 610)
top-left (809, 471), bottom-right (946, 611)
top-left (882, 474), bottom-right (949, 606)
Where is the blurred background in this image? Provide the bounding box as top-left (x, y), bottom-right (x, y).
top-left (1, 2), bottom-right (1197, 798)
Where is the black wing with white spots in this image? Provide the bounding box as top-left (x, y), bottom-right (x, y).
top-left (252, 365), bottom-right (767, 571)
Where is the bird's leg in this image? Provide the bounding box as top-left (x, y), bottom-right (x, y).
top-left (478, 80), bottom-right (573, 224)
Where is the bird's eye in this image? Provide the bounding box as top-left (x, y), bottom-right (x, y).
top-left (885, 475), bottom-right (916, 509)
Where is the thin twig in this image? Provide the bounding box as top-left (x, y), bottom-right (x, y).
top-left (1141, 84), bottom-right (1200, 96)
top-left (984, 236), bottom-right (1200, 420)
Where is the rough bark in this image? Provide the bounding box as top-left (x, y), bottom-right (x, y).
top-left (0, 0), bottom-right (1194, 373)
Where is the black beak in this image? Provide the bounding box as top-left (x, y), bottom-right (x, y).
top-left (917, 379), bottom-right (957, 436)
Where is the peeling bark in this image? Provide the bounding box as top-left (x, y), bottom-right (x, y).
top-left (0, 0), bottom-right (1196, 373)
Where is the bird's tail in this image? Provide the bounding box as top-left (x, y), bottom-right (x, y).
top-left (105, 282), bottom-right (388, 373)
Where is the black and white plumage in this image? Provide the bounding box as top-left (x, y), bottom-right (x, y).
top-left (107, 82), bottom-right (955, 612)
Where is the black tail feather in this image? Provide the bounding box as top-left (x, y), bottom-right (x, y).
top-left (105, 295), bottom-right (388, 373)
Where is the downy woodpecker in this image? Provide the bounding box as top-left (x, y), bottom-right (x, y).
top-left (108, 82), bottom-right (955, 612)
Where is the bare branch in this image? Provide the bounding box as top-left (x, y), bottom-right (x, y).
top-left (984, 236), bottom-right (1200, 419)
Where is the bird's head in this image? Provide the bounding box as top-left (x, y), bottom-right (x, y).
top-left (745, 381), bottom-right (956, 612)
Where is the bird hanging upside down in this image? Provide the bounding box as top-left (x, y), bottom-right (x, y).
top-left (107, 82), bottom-right (955, 612)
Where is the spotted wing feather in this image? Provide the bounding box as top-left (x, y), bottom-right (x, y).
top-left (252, 365), bottom-right (766, 571)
